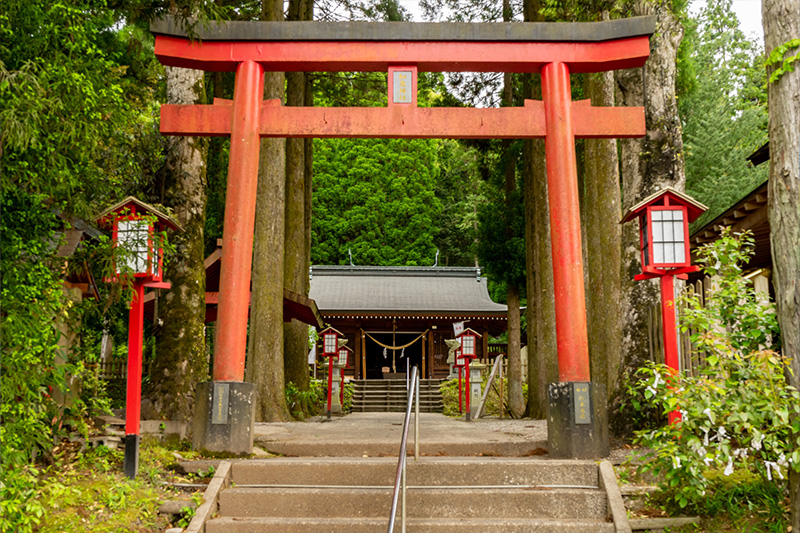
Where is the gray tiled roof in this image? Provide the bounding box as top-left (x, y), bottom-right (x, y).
top-left (309, 266), bottom-right (507, 315)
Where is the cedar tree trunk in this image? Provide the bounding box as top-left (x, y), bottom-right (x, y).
top-left (283, 0), bottom-right (311, 396)
top-left (149, 65), bottom-right (208, 424)
top-left (762, 0), bottom-right (800, 528)
top-left (614, 0), bottom-right (686, 433)
top-left (584, 55), bottom-right (623, 398)
top-left (245, 0), bottom-right (291, 422)
top-left (523, 0), bottom-right (558, 419)
top-left (502, 59), bottom-right (524, 418)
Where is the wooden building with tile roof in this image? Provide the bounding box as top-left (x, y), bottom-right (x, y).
top-left (309, 265), bottom-right (507, 380)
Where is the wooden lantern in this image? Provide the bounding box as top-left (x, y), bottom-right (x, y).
top-left (621, 187), bottom-right (707, 280)
top-left (458, 328), bottom-right (482, 359)
top-left (337, 345), bottom-right (353, 367)
top-left (98, 197), bottom-right (181, 285)
top-left (320, 326), bottom-right (342, 358)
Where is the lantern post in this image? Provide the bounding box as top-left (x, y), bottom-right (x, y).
top-left (97, 197), bottom-right (181, 479)
top-left (453, 349), bottom-right (464, 414)
top-left (338, 345), bottom-right (353, 406)
top-left (622, 188), bottom-right (708, 424)
top-left (457, 328), bottom-right (481, 421)
top-left (320, 327), bottom-right (342, 420)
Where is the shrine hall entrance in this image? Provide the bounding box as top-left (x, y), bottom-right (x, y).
top-left (364, 332), bottom-right (423, 380)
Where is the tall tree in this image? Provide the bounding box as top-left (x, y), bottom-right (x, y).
top-left (245, 0), bottom-right (291, 421)
top-left (762, 0), bottom-right (800, 528)
top-left (614, 0), bottom-right (688, 432)
top-left (283, 0), bottom-right (312, 396)
top-left (148, 64), bottom-right (209, 423)
top-left (583, 13), bottom-right (623, 399)
top-left (501, 0), bottom-right (524, 418)
top-left (523, 0), bottom-right (558, 419)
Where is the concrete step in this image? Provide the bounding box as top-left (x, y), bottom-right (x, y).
top-left (351, 398), bottom-right (442, 405)
top-left (351, 406), bottom-right (443, 413)
top-left (218, 486), bottom-right (607, 520)
top-left (353, 390), bottom-right (442, 399)
top-left (231, 457), bottom-right (599, 487)
top-left (206, 516), bottom-right (615, 533)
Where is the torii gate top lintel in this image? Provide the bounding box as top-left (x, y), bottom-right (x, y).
top-left (151, 16), bottom-right (655, 73)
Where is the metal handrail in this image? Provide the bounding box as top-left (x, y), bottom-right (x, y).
top-left (387, 366), bottom-right (419, 533)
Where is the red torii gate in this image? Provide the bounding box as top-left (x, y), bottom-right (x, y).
top-left (152, 16), bottom-right (654, 456)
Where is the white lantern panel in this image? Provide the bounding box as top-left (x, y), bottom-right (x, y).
top-left (653, 243), bottom-right (664, 264)
top-left (117, 219), bottom-right (149, 274)
top-left (650, 210), bottom-right (686, 265)
top-left (462, 335), bottom-right (475, 356)
top-left (674, 243), bottom-right (686, 263)
top-left (664, 241), bottom-right (674, 263)
top-left (338, 349), bottom-right (348, 366)
top-left (324, 333), bottom-right (337, 354)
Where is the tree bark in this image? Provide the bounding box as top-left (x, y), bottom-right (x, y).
top-left (245, 0), bottom-right (291, 422)
top-left (501, 0), bottom-right (524, 419)
top-left (584, 50), bottom-right (623, 399)
top-left (148, 65), bottom-right (208, 424)
top-left (523, 0), bottom-right (558, 420)
top-left (283, 0), bottom-right (311, 395)
top-left (762, 0), bottom-right (800, 528)
top-left (613, 0), bottom-right (686, 434)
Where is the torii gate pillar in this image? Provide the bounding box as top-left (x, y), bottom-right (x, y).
top-left (541, 61), bottom-right (608, 458)
top-left (151, 16), bottom-right (654, 459)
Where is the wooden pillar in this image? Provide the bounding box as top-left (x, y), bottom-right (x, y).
top-left (214, 60), bottom-right (265, 382)
top-left (428, 329), bottom-right (436, 378)
top-left (541, 60), bottom-right (591, 383)
top-left (355, 324), bottom-right (362, 379)
top-left (361, 329), bottom-right (366, 380)
top-left (482, 325), bottom-right (490, 364)
top-left (422, 331), bottom-right (427, 379)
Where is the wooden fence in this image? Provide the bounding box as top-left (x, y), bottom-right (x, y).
top-left (646, 277), bottom-right (713, 377)
top-left (97, 359), bottom-right (126, 380)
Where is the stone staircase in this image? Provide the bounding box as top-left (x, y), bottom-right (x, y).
top-left (351, 379), bottom-right (444, 413)
top-left (205, 457), bottom-right (618, 532)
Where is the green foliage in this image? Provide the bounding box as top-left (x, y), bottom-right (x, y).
top-left (0, 464), bottom-right (46, 533)
top-left (765, 39), bottom-right (800, 84)
top-left (0, 192), bottom-right (67, 467)
top-left (680, 0), bottom-right (769, 230)
top-left (440, 373), bottom-right (526, 417)
top-left (311, 138), bottom-right (442, 266)
top-left (477, 186), bottom-right (526, 290)
top-left (285, 380), bottom-right (327, 419)
top-left (631, 230), bottom-right (799, 516)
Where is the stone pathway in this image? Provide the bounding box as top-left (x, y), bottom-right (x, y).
top-left (253, 412), bottom-right (549, 457)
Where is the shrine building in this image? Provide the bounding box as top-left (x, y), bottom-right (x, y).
top-left (308, 265), bottom-right (508, 380)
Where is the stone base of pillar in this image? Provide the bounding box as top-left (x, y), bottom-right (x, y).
top-left (547, 382), bottom-right (608, 459)
top-left (193, 381), bottom-right (255, 456)
top-left (123, 434), bottom-right (139, 479)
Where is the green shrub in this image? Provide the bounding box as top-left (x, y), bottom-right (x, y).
top-left (632, 229), bottom-right (800, 516)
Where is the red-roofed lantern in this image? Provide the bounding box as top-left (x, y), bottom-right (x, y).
top-left (338, 345), bottom-right (353, 406)
top-left (319, 326), bottom-right (343, 420)
top-left (458, 328), bottom-right (482, 421)
top-left (97, 197), bottom-right (182, 479)
top-left (621, 188), bottom-right (707, 424)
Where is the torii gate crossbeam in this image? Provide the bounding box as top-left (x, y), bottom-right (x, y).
top-left (151, 16), bottom-right (654, 457)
